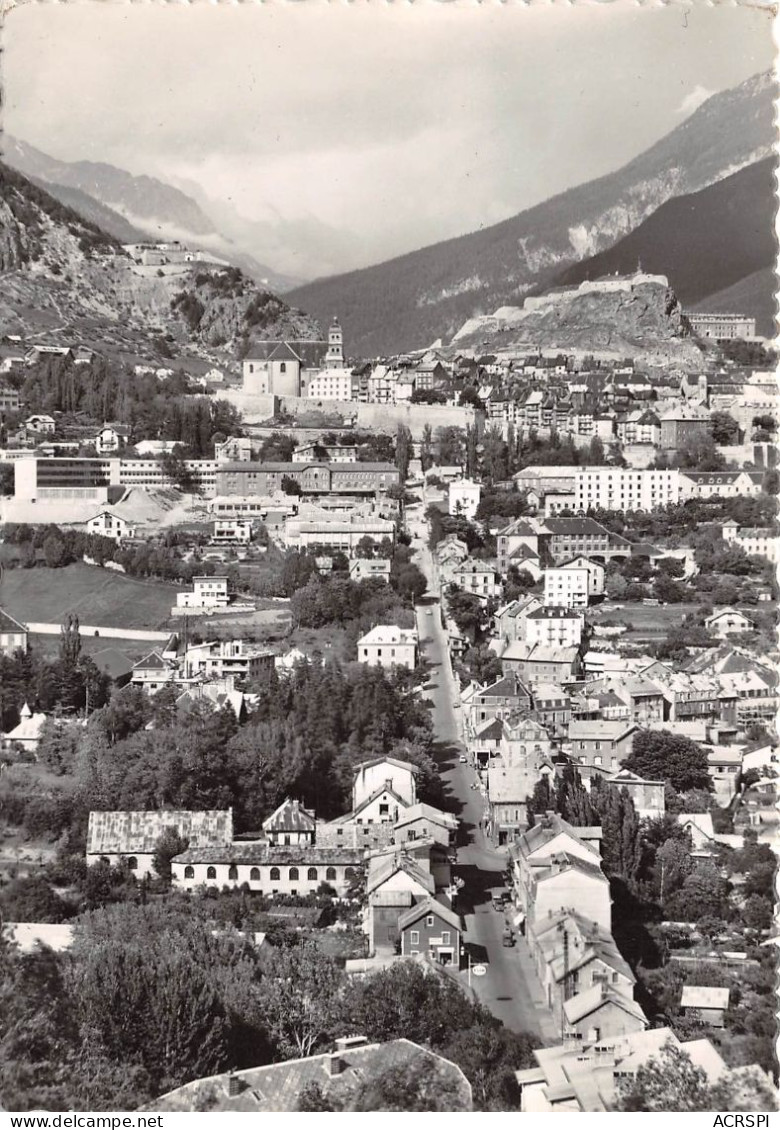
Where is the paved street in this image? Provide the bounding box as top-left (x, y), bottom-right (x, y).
top-left (408, 507), bottom-right (557, 1042)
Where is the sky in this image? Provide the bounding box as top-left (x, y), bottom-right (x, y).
top-left (3, 1), bottom-right (776, 280)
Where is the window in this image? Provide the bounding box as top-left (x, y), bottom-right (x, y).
top-left (250, 867), bottom-right (261, 881)
top-left (280, 362), bottom-right (287, 373)
top-left (228, 865), bottom-right (238, 881)
top-left (307, 867), bottom-right (318, 881)
top-left (184, 865), bottom-right (195, 879)
top-left (270, 867), bottom-right (280, 881)
top-left (426, 915), bottom-right (435, 927)
top-left (206, 866), bottom-right (217, 880)
top-left (441, 931), bottom-right (451, 944)
top-left (289, 867), bottom-right (299, 880)
top-left (127, 856), bottom-right (138, 870)
top-left (410, 930), bottom-right (420, 944)
top-left (345, 867), bottom-right (355, 879)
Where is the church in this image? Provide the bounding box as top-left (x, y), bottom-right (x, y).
top-left (242, 317), bottom-right (345, 397)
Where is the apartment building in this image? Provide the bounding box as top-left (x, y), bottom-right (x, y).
top-left (575, 468), bottom-right (680, 513)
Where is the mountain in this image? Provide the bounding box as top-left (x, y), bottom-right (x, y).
top-left (3, 137), bottom-right (302, 293)
top-left (0, 161), bottom-right (319, 368)
top-left (552, 158), bottom-right (778, 337)
top-left (287, 71), bottom-right (776, 357)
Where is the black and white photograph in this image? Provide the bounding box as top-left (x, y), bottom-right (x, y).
top-left (0, 0), bottom-right (777, 1116)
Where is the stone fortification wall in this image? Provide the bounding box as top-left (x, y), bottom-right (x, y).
top-left (220, 388), bottom-right (479, 438)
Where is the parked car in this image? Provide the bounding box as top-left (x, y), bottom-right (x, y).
top-left (458, 754), bottom-right (467, 763)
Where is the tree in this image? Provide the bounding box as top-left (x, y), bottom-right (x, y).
top-left (395, 424), bottom-right (412, 482)
top-left (616, 1041), bottom-right (713, 1111)
top-left (280, 474), bottom-right (302, 496)
top-left (152, 829), bottom-right (189, 883)
top-left (592, 785), bottom-right (642, 888)
top-left (624, 730), bottom-right (711, 793)
top-left (420, 423), bottom-right (433, 472)
top-left (459, 386), bottom-right (481, 408)
top-left (347, 1053), bottom-right (470, 1111)
top-left (442, 1023), bottom-right (537, 1110)
top-left (664, 861), bottom-right (729, 922)
top-left (43, 532), bottom-right (68, 568)
top-left (655, 837), bottom-right (694, 905)
top-left (556, 765), bottom-right (596, 827)
top-left (356, 535), bottom-right (377, 559)
top-left (709, 412), bottom-right (740, 445)
top-left (257, 941), bottom-right (345, 1059)
top-left (708, 1066), bottom-right (778, 1112)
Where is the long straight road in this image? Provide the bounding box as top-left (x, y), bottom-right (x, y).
top-left (408, 507), bottom-right (557, 1042)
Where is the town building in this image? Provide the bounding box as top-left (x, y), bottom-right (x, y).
top-left (176, 576), bottom-right (229, 609)
top-left (569, 720), bottom-right (638, 773)
top-left (721, 522), bottom-right (778, 564)
top-left (293, 442), bottom-right (358, 463)
top-left (450, 559), bottom-right (503, 602)
top-left (87, 809), bottom-right (234, 878)
top-left (575, 468), bottom-right (680, 514)
top-left (687, 312), bottom-right (756, 340)
top-left (85, 509), bottom-right (136, 542)
top-left (448, 478), bottom-right (481, 519)
top-left (357, 625), bottom-right (418, 670)
top-left (603, 768), bottom-right (665, 820)
top-left (262, 797), bottom-right (316, 846)
top-left (307, 369), bottom-right (354, 401)
top-left (348, 557), bottom-right (392, 583)
top-left (680, 985), bottom-right (730, 1028)
top-left (2, 702), bottom-right (46, 754)
top-left (399, 897), bottom-right (462, 965)
top-left (151, 1037), bottom-right (472, 1113)
top-left (705, 607), bottom-right (757, 638)
top-left (94, 424), bottom-right (131, 455)
top-left (215, 462), bottom-right (400, 500)
top-left (0, 608), bottom-right (29, 655)
top-left (173, 843), bottom-right (364, 897)
top-left (500, 642), bottom-right (582, 684)
top-left (212, 518), bottom-right (252, 545)
top-left (284, 513), bottom-right (395, 553)
top-left (183, 640), bottom-right (275, 683)
top-left (214, 436), bottom-right (253, 463)
top-left (525, 606), bottom-right (584, 649)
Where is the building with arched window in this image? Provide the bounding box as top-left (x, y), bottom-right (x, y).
top-left (86, 808), bottom-right (234, 879)
top-left (172, 844), bottom-right (364, 896)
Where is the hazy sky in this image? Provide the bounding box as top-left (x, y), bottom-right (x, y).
top-left (3, 1), bottom-right (776, 278)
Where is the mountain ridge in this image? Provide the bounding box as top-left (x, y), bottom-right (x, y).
top-left (287, 70), bottom-right (776, 356)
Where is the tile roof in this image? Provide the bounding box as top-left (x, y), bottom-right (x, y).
top-left (87, 809), bottom-right (233, 856)
top-left (174, 843), bottom-right (365, 866)
top-left (398, 896), bottom-right (461, 933)
top-left (681, 985), bottom-right (729, 1010)
top-left (262, 797), bottom-right (316, 834)
top-left (90, 647), bottom-right (134, 681)
top-left (366, 850), bottom-right (435, 896)
top-left (563, 983), bottom-right (647, 1025)
top-left (150, 1038), bottom-right (472, 1112)
top-left (0, 607), bottom-right (28, 634)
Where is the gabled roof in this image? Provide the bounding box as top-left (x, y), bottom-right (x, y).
top-left (332, 783), bottom-right (409, 823)
top-left (132, 649), bottom-right (172, 672)
top-left (681, 985), bottom-right (729, 1010)
top-left (262, 797), bottom-right (316, 834)
top-left (563, 983), bottom-right (647, 1025)
top-left (266, 342), bottom-right (304, 363)
top-left (366, 851), bottom-right (435, 896)
top-left (394, 803), bottom-right (458, 831)
top-left (0, 608), bottom-right (28, 634)
top-left (398, 896), bottom-right (461, 933)
top-left (353, 756), bottom-right (419, 778)
top-left (90, 647), bottom-right (134, 681)
top-left (87, 809), bottom-right (233, 855)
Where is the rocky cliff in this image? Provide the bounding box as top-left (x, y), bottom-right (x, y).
top-left (451, 276), bottom-right (703, 369)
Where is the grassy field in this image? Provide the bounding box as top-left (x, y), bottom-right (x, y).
top-left (0, 563), bottom-right (180, 631)
top-left (29, 632), bottom-right (153, 663)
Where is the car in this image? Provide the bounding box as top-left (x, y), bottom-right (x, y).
top-left (458, 754), bottom-right (467, 763)
top-left (426, 608), bottom-right (433, 615)
top-left (452, 700), bottom-right (460, 708)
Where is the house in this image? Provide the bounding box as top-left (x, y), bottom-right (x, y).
top-left (680, 985), bottom-right (729, 1028)
top-left (509, 813), bottom-right (603, 914)
top-left (2, 703), bottom-right (47, 754)
top-left (568, 720), bottom-right (638, 773)
top-left (603, 769), bottom-right (665, 820)
top-left (563, 983), bottom-right (647, 1042)
top-left (399, 897), bottom-right (462, 965)
top-left (176, 681), bottom-right (247, 722)
top-left (87, 808), bottom-right (233, 877)
top-left (450, 558), bottom-right (503, 602)
top-left (150, 1037), bottom-right (472, 1113)
top-left (393, 803), bottom-right (458, 848)
top-left (544, 557), bottom-right (605, 609)
top-left (85, 509), bottom-right (136, 542)
top-left (530, 683), bottom-right (571, 736)
top-left (516, 1027), bottom-right (728, 1112)
top-left (176, 576), bottom-right (230, 609)
top-left (448, 479), bottom-right (481, 519)
top-left (487, 764), bottom-right (551, 844)
top-left (524, 852), bottom-right (612, 932)
top-left (357, 625), bottom-right (418, 670)
top-left (262, 797), bottom-right (316, 846)
top-left (463, 674), bottom-right (531, 733)
top-left (212, 518), bottom-right (252, 545)
top-left (94, 424), bottom-right (131, 455)
top-left (183, 639), bottom-right (274, 683)
top-left (25, 414), bottom-right (56, 435)
top-left (214, 436), bottom-right (253, 463)
top-left (530, 910), bottom-right (636, 1027)
top-left (348, 557), bottom-right (392, 583)
top-left (500, 642), bottom-right (582, 684)
top-left (130, 649), bottom-right (178, 693)
top-left (365, 849), bottom-right (436, 953)
top-left (525, 606), bottom-right (584, 649)
top-left (707, 748), bottom-right (743, 803)
top-left (0, 608), bottom-right (28, 655)
top-left (467, 717), bottom-right (504, 767)
top-left (493, 596), bottom-right (543, 644)
top-left (499, 715), bottom-right (555, 767)
top-left (352, 757), bottom-right (417, 810)
top-left (705, 607), bottom-right (757, 638)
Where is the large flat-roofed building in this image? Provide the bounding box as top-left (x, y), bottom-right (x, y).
top-left (575, 468), bottom-right (680, 513)
top-left (688, 312), bottom-right (757, 340)
top-left (14, 456), bottom-right (218, 501)
top-left (216, 461), bottom-right (400, 499)
top-left (284, 514), bottom-right (395, 552)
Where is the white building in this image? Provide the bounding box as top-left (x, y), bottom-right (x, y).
top-left (449, 478), bottom-right (482, 519)
top-left (183, 639), bottom-right (274, 682)
top-left (212, 518), bottom-right (252, 545)
top-left (575, 468), bottom-right (680, 513)
top-left (293, 442), bottom-right (358, 463)
top-left (307, 368), bottom-right (354, 401)
top-left (357, 625), bottom-right (418, 670)
top-left (94, 424), bottom-right (131, 455)
top-left (525, 606), bottom-right (584, 649)
top-left (450, 559), bottom-right (503, 602)
top-left (214, 436), bottom-right (253, 463)
top-left (2, 703), bottom-right (46, 754)
top-left (176, 576), bottom-right (229, 609)
top-left (85, 510), bottom-right (136, 542)
top-left (544, 556), bottom-right (605, 609)
top-left (722, 522), bottom-right (778, 564)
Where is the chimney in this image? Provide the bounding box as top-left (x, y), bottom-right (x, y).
top-left (326, 1053), bottom-right (344, 1077)
top-left (335, 1035), bottom-right (369, 1053)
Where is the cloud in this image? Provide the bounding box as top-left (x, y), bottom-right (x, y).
top-left (676, 84), bottom-right (713, 115)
